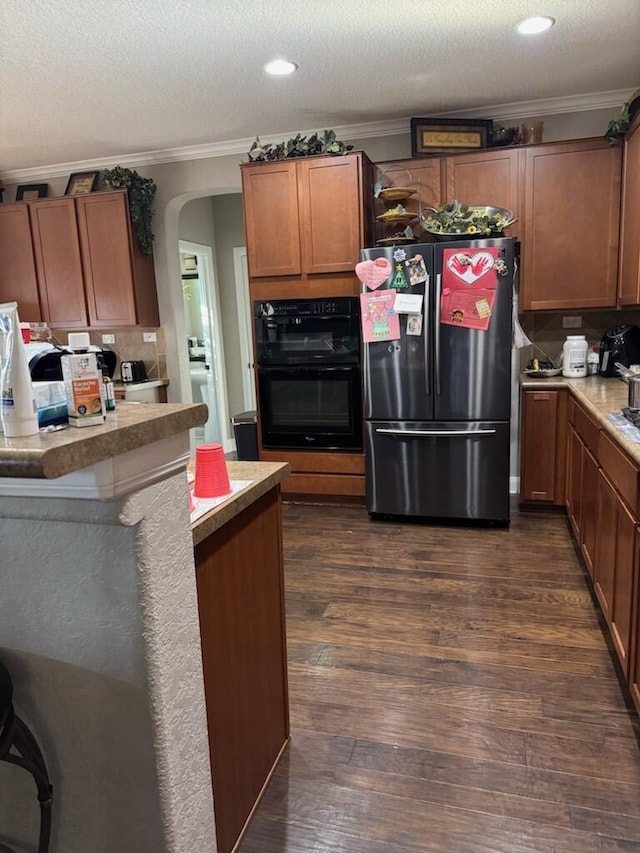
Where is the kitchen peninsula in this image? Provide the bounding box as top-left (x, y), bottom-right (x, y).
top-left (0, 404), bottom-right (290, 853)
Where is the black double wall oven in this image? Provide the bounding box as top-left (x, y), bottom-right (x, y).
top-left (254, 297), bottom-right (362, 451)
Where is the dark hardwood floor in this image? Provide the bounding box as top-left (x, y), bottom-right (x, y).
top-left (238, 503), bottom-right (640, 852)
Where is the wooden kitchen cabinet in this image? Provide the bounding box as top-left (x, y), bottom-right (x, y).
top-left (194, 487), bottom-right (289, 853)
top-left (629, 538), bottom-right (640, 715)
top-left (242, 161), bottom-right (301, 277)
top-left (594, 468), bottom-right (637, 672)
top-left (444, 148), bottom-right (521, 240)
top-left (0, 203), bottom-right (41, 323)
top-left (29, 197), bottom-right (88, 328)
top-left (580, 446), bottom-right (599, 578)
top-left (519, 389), bottom-right (568, 504)
top-left (566, 425), bottom-right (584, 537)
top-left (520, 138), bottom-right (622, 310)
top-left (0, 190), bottom-right (159, 329)
top-left (76, 191), bottom-right (159, 327)
top-left (297, 155), bottom-right (365, 274)
top-left (241, 152), bottom-right (372, 280)
top-left (565, 397), bottom-right (601, 575)
top-left (618, 113), bottom-right (640, 306)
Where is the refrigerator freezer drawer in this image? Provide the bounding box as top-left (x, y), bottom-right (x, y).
top-left (365, 420), bottom-right (510, 523)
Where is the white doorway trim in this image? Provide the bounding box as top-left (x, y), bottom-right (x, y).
top-left (179, 239), bottom-right (233, 452)
top-left (233, 246), bottom-right (256, 411)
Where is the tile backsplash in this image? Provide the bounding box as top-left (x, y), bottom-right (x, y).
top-left (50, 327), bottom-right (167, 380)
top-left (518, 310), bottom-right (640, 370)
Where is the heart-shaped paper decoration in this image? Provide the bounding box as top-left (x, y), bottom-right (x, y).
top-left (447, 251), bottom-right (495, 285)
top-left (355, 257), bottom-right (392, 290)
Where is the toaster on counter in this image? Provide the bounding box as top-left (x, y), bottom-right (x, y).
top-left (120, 360), bottom-right (147, 383)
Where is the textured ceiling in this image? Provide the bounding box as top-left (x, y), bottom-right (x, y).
top-left (1, 0), bottom-right (639, 172)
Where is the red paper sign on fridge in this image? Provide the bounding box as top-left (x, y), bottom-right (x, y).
top-left (441, 247), bottom-right (500, 331)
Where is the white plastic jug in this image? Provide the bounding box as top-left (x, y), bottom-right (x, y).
top-left (562, 335), bottom-right (588, 378)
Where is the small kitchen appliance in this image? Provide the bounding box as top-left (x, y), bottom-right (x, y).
top-left (598, 325), bottom-right (640, 377)
top-left (120, 360), bottom-right (147, 383)
top-left (25, 342), bottom-right (117, 382)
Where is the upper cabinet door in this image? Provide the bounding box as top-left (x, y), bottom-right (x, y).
top-left (242, 162), bottom-right (301, 277)
top-left (618, 117), bottom-right (640, 306)
top-left (29, 198), bottom-right (87, 328)
top-left (521, 139), bottom-right (621, 311)
top-left (0, 204), bottom-right (41, 323)
top-left (75, 192), bottom-right (137, 327)
top-left (444, 149), bottom-right (521, 240)
top-left (297, 155), bottom-right (363, 274)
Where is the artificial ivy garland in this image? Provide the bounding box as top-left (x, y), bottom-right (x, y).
top-left (246, 129), bottom-right (353, 162)
top-left (102, 167), bottom-right (157, 255)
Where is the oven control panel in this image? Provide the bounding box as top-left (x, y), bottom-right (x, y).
top-left (255, 298), bottom-right (358, 318)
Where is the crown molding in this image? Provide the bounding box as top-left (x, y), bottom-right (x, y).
top-left (443, 88), bottom-right (635, 121)
top-left (2, 88), bottom-right (633, 183)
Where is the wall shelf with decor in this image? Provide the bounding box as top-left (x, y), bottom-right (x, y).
top-left (373, 164), bottom-right (427, 246)
top-left (373, 161), bottom-right (444, 246)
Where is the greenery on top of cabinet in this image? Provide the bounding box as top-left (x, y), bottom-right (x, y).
top-left (102, 167), bottom-right (157, 256)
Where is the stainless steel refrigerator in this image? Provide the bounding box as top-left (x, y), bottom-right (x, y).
top-left (361, 237), bottom-right (514, 524)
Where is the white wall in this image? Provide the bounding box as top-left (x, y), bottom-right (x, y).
top-left (211, 194), bottom-right (246, 419)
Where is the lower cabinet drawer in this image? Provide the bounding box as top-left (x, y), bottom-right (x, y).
top-left (598, 431), bottom-right (639, 514)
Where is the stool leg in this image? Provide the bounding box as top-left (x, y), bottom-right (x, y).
top-left (4, 715), bottom-right (53, 853)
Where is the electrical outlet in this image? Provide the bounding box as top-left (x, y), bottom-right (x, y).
top-left (143, 331), bottom-right (157, 343)
top-left (102, 334), bottom-right (115, 344)
top-left (562, 315), bottom-right (582, 329)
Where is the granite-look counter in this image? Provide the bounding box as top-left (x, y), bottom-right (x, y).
top-left (191, 460), bottom-right (290, 547)
top-left (0, 401), bottom-right (207, 479)
top-left (520, 374), bottom-right (639, 462)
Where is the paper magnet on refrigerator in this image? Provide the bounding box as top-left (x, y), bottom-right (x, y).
top-left (355, 257), bottom-right (392, 290)
top-left (360, 290), bottom-right (400, 343)
top-left (392, 263), bottom-right (409, 289)
top-left (406, 254), bottom-right (428, 285)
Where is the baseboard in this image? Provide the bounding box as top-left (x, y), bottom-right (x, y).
top-left (510, 476), bottom-right (520, 495)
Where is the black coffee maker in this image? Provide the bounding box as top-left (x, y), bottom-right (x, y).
top-left (599, 324), bottom-right (640, 376)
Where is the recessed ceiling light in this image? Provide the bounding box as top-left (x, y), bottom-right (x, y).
top-left (264, 59), bottom-right (298, 76)
top-left (516, 16), bottom-right (555, 34)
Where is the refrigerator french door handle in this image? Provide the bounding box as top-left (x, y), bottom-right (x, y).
top-left (424, 273), bottom-right (430, 396)
top-left (434, 273), bottom-right (442, 396)
top-left (376, 428), bottom-right (497, 437)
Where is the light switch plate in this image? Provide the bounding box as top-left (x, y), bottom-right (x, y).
top-left (562, 316), bottom-right (582, 328)
top-left (102, 334), bottom-right (115, 344)
top-left (143, 331), bottom-right (157, 343)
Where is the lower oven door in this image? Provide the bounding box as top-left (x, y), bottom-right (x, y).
top-left (258, 366), bottom-right (362, 450)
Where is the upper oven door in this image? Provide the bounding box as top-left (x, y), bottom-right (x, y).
top-left (254, 300), bottom-right (360, 364)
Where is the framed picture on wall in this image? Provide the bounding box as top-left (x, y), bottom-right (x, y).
top-left (64, 171), bottom-right (99, 196)
top-left (410, 117), bottom-right (493, 156)
top-left (15, 183), bottom-right (49, 201)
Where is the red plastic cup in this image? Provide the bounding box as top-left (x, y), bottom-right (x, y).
top-left (194, 443), bottom-right (231, 498)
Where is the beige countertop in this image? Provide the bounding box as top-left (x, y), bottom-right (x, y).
top-left (191, 460), bottom-right (290, 548)
top-left (0, 402), bottom-right (208, 479)
top-left (520, 373), bottom-right (640, 463)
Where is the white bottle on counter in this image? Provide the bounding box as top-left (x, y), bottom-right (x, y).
top-left (562, 335), bottom-right (588, 378)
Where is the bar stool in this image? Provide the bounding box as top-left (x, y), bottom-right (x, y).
top-left (0, 663), bottom-right (52, 853)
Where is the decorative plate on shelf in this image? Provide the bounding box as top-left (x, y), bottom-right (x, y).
top-left (376, 211), bottom-right (418, 224)
top-left (524, 368), bottom-right (562, 378)
top-left (379, 186), bottom-right (418, 202)
top-left (376, 235), bottom-right (415, 246)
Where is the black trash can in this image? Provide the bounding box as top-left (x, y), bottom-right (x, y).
top-left (231, 411), bottom-right (258, 461)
